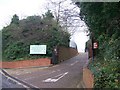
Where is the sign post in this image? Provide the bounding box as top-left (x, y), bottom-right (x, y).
top-left (93, 41), bottom-right (98, 58)
top-left (93, 42), bottom-right (98, 49)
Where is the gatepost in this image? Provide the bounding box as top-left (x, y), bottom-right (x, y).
top-left (93, 40), bottom-right (99, 57)
top-left (51, 46), bottom-right (58, 65)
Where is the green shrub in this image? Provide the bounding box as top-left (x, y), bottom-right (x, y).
top-left (2, 12), bottom-right (70, 61)
top-left (89, 59), bottom-right (120, 88)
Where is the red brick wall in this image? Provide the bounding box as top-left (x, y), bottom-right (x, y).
top-left (0, 58), bottom-right (51, 69)
top-left (83, 68), bottom-right (94, 88)
top-left (58, 46), bottom-right (78, 62)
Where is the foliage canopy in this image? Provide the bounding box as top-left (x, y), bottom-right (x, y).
top-left (2, 10), bottom-right (70, 61)
top-left (77, 2), bottom-right (120, 88)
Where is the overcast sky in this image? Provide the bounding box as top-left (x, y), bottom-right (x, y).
top-left (0, 0), bottom-right (89, 52)
top-left (0, 0), bottom-right (48, 30)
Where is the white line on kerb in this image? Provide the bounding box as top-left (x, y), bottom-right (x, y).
top-left (1, 70), bottom-right (39, 88)
top-left (0, 70), bottom-right (29, 88)
top-left (43, 72), bottom-right (68, 83)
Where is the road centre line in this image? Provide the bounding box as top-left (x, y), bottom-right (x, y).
top-left (57, 69), bottom-right (61, 71)
top-left (70, 61), bottom-right (79, 66)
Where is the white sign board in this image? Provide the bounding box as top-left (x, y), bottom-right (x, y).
top-left (30, 45), bottom-right (47, 54)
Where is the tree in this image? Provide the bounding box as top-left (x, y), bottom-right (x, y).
top-left (44, 10), bottom-right (54, 19)
top-left (45, 0), bottom-right (88, 35)
top-left (75, 2), bottom-right (120, 88)
top-left (2, 11), bottom-right (70, 61)
top-left (11, 14), bottom-right (19, 25)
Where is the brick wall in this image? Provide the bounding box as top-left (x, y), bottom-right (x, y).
top-left (83, 68), bottom-right (94, 88)
top-left (0, 58), bottom-right (51, 69)
top-left (58, 46), bottom-right (78, 62)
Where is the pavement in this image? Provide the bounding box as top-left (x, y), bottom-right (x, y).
top-left (2, 53), bottom-right (89, 88)
top-left (1, 70), bottom-right (27, 89)
top-left (3, 66), bottom-right (49, 75)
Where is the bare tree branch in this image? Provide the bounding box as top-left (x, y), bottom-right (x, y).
top-left (45, 0), bottom-right (88, 35)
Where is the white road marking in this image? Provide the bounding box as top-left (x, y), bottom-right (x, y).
top-left (26, 72), bottom-right (31, 74)
top-left (70, 61), bottom-right (79, 66)
top-left (22, 81), bottom-right (39, 88)
top-left (43, 72), bottom-right (68, 83)
top-left (16, 73), bottom-right (20, 75)
top-left (57, 69), bottom-right (61, 72)
top-left (13, 71), bottom-right (31, 75)
top-left (1, 70), bottom-right (29, 88)
top-left (1, 70), bottom-right (39, 88)
top-left (52, 65), bottom-right (59, 67)
top-left (24, 77), bottom-right (35, 80)
top-left (24, 71), bottom-right (56, 81)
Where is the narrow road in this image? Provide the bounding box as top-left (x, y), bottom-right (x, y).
top-left (2, 53), bottom-right (88, 88)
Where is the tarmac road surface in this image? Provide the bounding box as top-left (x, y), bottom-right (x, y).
top-left (2, 53), bottom-right (88, 88)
